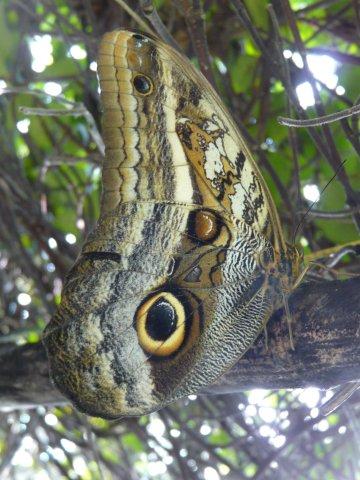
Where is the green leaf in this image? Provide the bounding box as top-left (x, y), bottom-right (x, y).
top-left (0, 3), bottom-right (20, 77)
top-left (27, 331), bottom-right (40, 343)
top-left (216, 447), bottom-right (238, 467)
top-left (229, 55), bottom-right (258, 93)
top-left (208, 428), bottom-right (231, 446)
top-left (244, 463), bottom-right (258, 477)
top-left (122, 433), bottom-right (144, 453)
top-left (244, 0), bottom-right (269, 30)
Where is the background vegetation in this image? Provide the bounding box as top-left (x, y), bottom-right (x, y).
top-left (0, 0), bottom-right (359, 479)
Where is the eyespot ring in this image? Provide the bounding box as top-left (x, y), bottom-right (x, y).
top-left (133, 74), bottom-right (153, 96)
top-left (135, 290), bottom-right (202, 358)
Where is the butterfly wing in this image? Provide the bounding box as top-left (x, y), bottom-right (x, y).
top-left (43, 30), bottom-right (294, 418)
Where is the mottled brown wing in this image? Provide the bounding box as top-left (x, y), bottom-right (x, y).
top-left (42, 30), bottom-right (299, 419)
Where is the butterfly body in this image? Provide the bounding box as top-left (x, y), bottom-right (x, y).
top-left (43, 30), bottom-right (300, 418)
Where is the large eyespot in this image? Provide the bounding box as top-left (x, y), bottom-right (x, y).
top-left (188, 209), bottom-right (222, 244)
top-left (133, 74), bottom-right (153, 95)
top-left (135, 290), bottom-right (201, 357)
top-left (135, 292), bottom-right (186, 357)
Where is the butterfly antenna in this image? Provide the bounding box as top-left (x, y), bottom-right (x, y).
top-left (292, 159), bottom-right (348, 244)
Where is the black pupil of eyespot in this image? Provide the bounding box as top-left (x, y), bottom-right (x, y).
top-left (133, 34), bottom-right (144, 41)
top-left (146, 298), bottom-right (177, 341)
top-left (133, 75), bottom-right (151, 94)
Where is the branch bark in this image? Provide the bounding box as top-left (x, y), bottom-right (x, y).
top-left (208, 277), bottom-right (360, 393)
top-left (0, 278), bottom-right (359, 409)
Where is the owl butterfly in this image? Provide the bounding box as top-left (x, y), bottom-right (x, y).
top-left (43, 30), bottom-right (301, 419)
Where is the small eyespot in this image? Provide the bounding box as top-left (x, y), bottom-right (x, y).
top-left (133, 74), bottom-right (153, 95)
top-left (188, 209), bottom-right (222, 244)
top-left (135, 292), bottom-right (186, 357)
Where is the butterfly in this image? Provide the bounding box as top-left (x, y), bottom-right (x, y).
top-left (43, 29), bottom-right (301, 419)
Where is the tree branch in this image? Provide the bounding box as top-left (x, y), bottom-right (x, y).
top-left (209, 277), bottom-right (360, 393)
top-left (1, 278), bottom-right (359, 409)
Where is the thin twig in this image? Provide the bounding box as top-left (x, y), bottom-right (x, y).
top-left (321, 382), bottom-right (360, 416)
top-left (44, 154), bottom-right (103, 167)
top-left (231, 0), bottom-right (273, 66)
top-left (268, 3), bottom-right (302, 226)
top-left (341, 118), bottom-right (360, 158)
top-left (112, 0), bottom-right (154, 34)
top-left (3, 86), bottom-right (78, 106)
top-left (180, 0), bottom-right (217, 87)
top-left (19, 105), bottom-right (105, 155)
top-left (6, 82), bottom-right (105, 155)
top-left (326, 246), bottom-right (360, 268)
top-left (19, 106), bottom-right (87, 117)
top-left (140, 0), bottom-right (181, 50)
top-left (304, 240), bottom-right (360, 262)
top-left (278, 103), bottom-right (360, 127)
top-left (303, 207), bottom-right (360, 219)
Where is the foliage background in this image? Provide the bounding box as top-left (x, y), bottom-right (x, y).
top-left (0, 0), bottom-right (359, 479)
